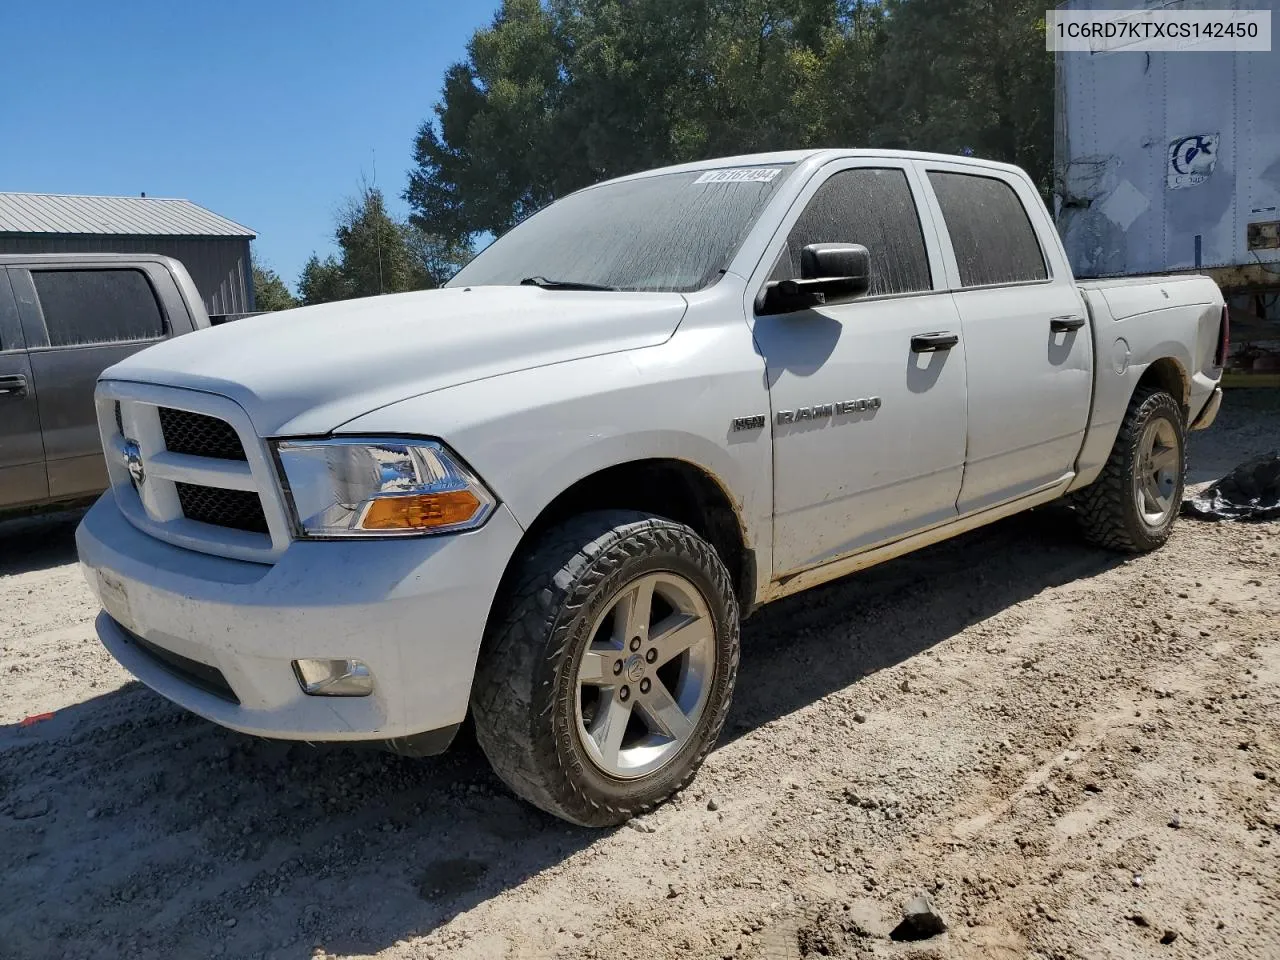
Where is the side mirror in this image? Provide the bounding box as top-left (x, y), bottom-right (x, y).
top-left (757, 243), bottom-right (871, 315)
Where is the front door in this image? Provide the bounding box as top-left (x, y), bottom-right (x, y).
top-left (0, 270), bottom-right (47, 508)
top-left (751, 162), bottom-right (969, 576)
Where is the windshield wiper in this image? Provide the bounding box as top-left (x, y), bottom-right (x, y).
top-left (519, 276), bottom-right (618, 291)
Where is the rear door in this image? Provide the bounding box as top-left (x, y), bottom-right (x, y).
top-left (918, 163), bottom-right (1093, 515)
top-left (12, 264), bottom-right (170, 500)
top-left (0, 270), bottom-right (47, 508)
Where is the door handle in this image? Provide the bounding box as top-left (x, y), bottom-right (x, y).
top-left (0, 374), bottom-right (28, 398)
top-left (1050, 315), bottom-right (1086, 333)
top-left (910, 331), bottom-right (959, 353)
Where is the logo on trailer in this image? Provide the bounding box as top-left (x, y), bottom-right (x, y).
top-left (1167, 134), bottom-right (1218, 190)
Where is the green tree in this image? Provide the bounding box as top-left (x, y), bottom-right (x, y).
top-left (297, 254), bottom-right (349, 306)
top-left (406, 1), bottom-right (890, 246)
top-left (407, 0), bottom-right (570, 244)
top-left (298, 185), bottom-right (465, 305)
top-left (251, 255), bottom-right (298, 312)
top-left (334, 185), bottom-right (420, 298)
top-left (869, 0), bottom-right (1054, 190)
top-left (405, 0), bottom-right (1053, 243)
top-left (403, 224), bottom-right (470, 288)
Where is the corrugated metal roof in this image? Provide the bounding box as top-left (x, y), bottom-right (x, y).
top-left (0, 192), bottom-right (255, 238)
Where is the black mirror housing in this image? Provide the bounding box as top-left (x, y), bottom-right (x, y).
top-left (757, 243), bottom-right (871, 315)
top-left (800, 243), bottom-right (870, 284)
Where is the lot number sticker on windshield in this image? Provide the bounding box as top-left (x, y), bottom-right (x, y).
top-left (695, 168), bottom-right (782, 185)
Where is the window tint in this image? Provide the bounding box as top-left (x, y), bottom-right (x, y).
top-left (32, 269), bottom-right (165, 347)
top-left (927, 172), bottom-right (1048, 287)
top-left (772, 168), bottom-right (932, 296)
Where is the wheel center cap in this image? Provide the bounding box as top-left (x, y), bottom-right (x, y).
top-left (625, 654), bottom-right (645, 682)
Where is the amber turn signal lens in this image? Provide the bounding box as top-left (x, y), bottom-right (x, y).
top-left (359, 490), bottom-right (482, 531)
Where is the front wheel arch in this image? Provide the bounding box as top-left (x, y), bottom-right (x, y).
top-left (495, 458), bottom-right (756, 618)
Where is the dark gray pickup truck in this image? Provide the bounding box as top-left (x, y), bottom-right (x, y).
top-left (0, 253), bottom-right (208, 513)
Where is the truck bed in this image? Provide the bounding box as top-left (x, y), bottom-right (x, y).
top-left (1078, 273), bottom-right (1221, 323)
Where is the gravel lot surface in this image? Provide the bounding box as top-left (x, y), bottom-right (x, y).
top-left (1, 394), bottom-right (1277, 960)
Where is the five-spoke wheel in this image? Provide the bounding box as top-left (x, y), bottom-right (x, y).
top-left (1134, 416), bottom-right (1180, 527)
top-left (472, 511), bottom-right (739, 826)
top-left (1075, 386), bottom-right (1186, 553)
top-left (575, 572), bottom-right (715, 779)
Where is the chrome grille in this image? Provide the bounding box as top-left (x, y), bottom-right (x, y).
top-left (158, 407), bottom-right (247, 461)
top-left (99, 383), bottom-right (290, 563)
top-left (175, 483), bottom-right (269, 534)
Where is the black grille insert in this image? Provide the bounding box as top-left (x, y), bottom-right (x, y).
top-left (176, 483), bottom-right (269, 534)
top-left (158, 407), bottom-right (246, 461)
top-left (118, 623), bottom-right (240, 704)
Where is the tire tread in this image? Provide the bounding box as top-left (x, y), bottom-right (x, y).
top-left (471, 510), bottom-right (739, 826)
top-left (1073, 387), bottom-right (1185, 553)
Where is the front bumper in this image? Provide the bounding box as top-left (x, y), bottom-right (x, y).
top-left (76, 494), bottom-right (523, 744)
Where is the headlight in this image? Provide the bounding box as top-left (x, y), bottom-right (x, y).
top-left (273, 438), bottom-right (496, 537)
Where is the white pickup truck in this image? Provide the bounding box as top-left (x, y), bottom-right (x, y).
top-left (77, 150), bottom-right (1227, 825)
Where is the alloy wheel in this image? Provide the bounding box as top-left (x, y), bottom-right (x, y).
top-left (1134, 416), bottom-right (1180, 526)
top-left (573, 571), bottom-right (716, 779)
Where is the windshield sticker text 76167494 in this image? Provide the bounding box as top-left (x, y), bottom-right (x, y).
top-left (694, 168), bottom-right (782, 185)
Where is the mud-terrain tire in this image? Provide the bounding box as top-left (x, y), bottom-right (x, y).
top-left (471, 510), bottom-right (740, 826)
top-left (1074, 387), bottom-right (1186, 553)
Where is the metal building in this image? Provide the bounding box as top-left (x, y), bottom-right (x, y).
top-left (0, 192), bottom-right (256, 317)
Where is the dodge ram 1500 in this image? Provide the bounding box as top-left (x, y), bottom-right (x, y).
top-left (76, 150), bottom-right (1226, 825)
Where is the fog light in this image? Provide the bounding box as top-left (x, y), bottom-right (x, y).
top-left (292, 658), bottom-right (374, 697)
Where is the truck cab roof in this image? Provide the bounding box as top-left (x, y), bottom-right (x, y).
top-left (590, 148), bottom-right (1030, 191)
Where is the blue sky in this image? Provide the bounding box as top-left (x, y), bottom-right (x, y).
top-left (2, 0), bottom-right (501, 289)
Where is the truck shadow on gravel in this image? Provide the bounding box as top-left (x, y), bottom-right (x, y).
top-left (0, 506), bottom-right (86, 576)
top-left (1, 687), bottom-right (593, 960)
top-left (0, 507), bottom-right (1123, 960)
top-left (725, 506), bottom-right (1125, 741)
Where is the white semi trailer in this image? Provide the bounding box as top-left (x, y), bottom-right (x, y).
top-left (1054, 0), bottom-right (1280, 377)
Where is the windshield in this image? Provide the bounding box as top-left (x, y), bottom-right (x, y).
top-left (447, 165), bottom-right (793, 293)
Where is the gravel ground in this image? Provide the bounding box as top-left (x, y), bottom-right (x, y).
top-left (1, 393), bottom-right (1277, 960)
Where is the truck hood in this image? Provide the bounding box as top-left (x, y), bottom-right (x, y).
top-left (103, 286), bottom-right (688, 435)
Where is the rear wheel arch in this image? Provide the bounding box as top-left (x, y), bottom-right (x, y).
top-left (1073, 386), bottom-right (1186, 552)
top-left (1135, 357), bottom-right (1190, 417)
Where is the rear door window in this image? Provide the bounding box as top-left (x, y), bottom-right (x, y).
top-left (927, 171), bottom-right (1048, 287)
top-left (772, 167), bottom-right (932, 296)
top-left (31, 269), bottom-right (166, 347)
